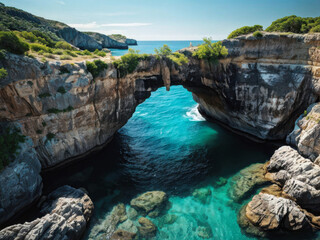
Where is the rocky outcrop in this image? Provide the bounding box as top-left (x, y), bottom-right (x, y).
top-left (266, 146), bottom-right (320, 212)
top-left (86, 32), bottom-right (129, 49)
top-left (246, 193), bottom-right (310, 231)
top-left (57, 27), bottom-right (102, 51)
top-left (192, 33), bottom-right (320, 140)
top-left (242, 146), bottom-right (320, 234)
top-left (287, 103), bottom-right (320, 161)
top-left (0, 185), bottom-right (93, 240)
top-left (0, 133), bottom-right (42, 226)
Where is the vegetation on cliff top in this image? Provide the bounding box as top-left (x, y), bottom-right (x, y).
top-left (154, 44), bottom-right (189, 66)
top-left (0, 127), bottom-right (26, 171)
top-left (266, 15), bottom-right (320, 33)
top-left (193, 38), bottom-right (228, 63)
top-left (228, 25), bottom-right (263, 39)
top-left (86, 59), bottom-right (108, 78)
top-left (109, 34), bottom-right (127, 42)
top-left (113, 49), bottom-right (150, 78)
top-left (228, 15), bottom-right (320, 39)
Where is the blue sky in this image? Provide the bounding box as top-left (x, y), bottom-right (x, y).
top-left (1, 0), bottom-right (320, 40)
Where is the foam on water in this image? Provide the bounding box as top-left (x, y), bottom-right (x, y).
top-left (185, 105), bottom-right (206, 122)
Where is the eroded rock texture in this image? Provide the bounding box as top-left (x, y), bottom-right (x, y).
top-left (287, 103), bottom-right (320, 161)
top-left (0, 186), bottom-right (93, 240)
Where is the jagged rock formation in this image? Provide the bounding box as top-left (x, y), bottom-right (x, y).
top-left (0, 186), bottom-right (93, 240)
top-left (242, 146), bottom-right (320, 234)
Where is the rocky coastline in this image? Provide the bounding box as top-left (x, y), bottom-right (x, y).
top-left (0, 32), bottom-right (320, 238)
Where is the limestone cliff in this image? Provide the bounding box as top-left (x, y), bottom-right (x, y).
top-left (191, 33), bottom-right (320, 140)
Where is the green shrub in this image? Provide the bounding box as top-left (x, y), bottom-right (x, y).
top-left (0, 31), bottom-right (29, 54)
top-left (228, 25), bottom-right (263, 39)
top-left (75, 50), bottom-right (85, 56)
top-left (53, 49), bottom-right (63, 55)
top-left (30, 43), bottom-right (48, 52)
top-left (60, 55), bottom-right (72, 60)
top-left (43, 53), bottom-right (55, 59)
top-left (83, 49), bottom-right (92, 55)
top-left (31, 30), bottom-right (56, 48)
top-left (0, 127), bottom-right (26, 172)
top-left (57, 86), bottom-right (66, 94)
top-left (193, 38), bottom-right (228, 63)
top-left (310, 25), bottom-right (320, 33)
top-left (253, 31), bottom-right (263, 38)
top-left (155, 44), bottom-right (172, 56)
top-left (46, 132), bottom-right (55, 142)
top-left (55, 41), bottom-right (73, 50)
top-left (0, 68), bottom-right (8, 79)
top-left (38, 92), bottom-right (51, 98)
top-left (168, 52), bottom-right (189, 66)
top-left (27, 80), bottom-right (33, 86)
top-left (86, 59), bottom-right (108, 78)
top-left (42, 121), bottom-right (47, 127)
top-left (64, 50), bottom-right (77, 57)
top-left (97, 51), bottom-right (106, 57)
top-left (0, 49), bottom-right (6, 59)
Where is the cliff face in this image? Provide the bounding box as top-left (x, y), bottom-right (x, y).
top-left (192, 33), bottom-right (320, 140)
top-left (57, 28), bottom-right (103, 51)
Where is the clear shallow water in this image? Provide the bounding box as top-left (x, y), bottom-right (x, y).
top-left (42, 86), bottom-right (278, 239)
top-left (110, 40), bottom-right (204, 56)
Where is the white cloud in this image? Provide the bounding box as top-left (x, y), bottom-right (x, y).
top-left (69, 22), bottom-right (152, 30)
top-left (56, 1), bottom-right (65, 5)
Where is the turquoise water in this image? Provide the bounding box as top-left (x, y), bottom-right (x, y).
top-left (42, 86), bottom-right (277, 239)
top-left (110, 40), bottom-right (204, 56)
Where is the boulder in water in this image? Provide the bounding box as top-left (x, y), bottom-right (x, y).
top-left (110, 229), bottom-right (137, 240)
top-left (138, 217), bottom-right (157, 238)
top-left (196, 225), bottom-right (213, 239)
top-left (130, 191), bottom-right (168, 217)
top-left (192, 187), bottom-right (212, 204)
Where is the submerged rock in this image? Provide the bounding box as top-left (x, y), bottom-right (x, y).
top-left (214, 177), bottom-right (227, 187)
top-left (192, 187), bottom-right (212, 204)
top-left (88, 203), bottom-right (127, 240)
top-left (246, 193), bottom-right (310, 231)
top-left (196, 225), bottom-right (213, 239)
top-left (229, 163), bottom-right (269, 202)
top-left (118, 219), bottom-right (138, 235)
top-left (130, 191), bottom-right (168, 217)
top-left (110, 229), bottom-right (136, 240)
top-left (0, 185), bottom-right (93, 240)
top-left (158, 214), bottom-right (178, 228)
top-left (127, 207), bottom-right (138, 220)
top-left (138, 217), bottom-right (157, 238)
